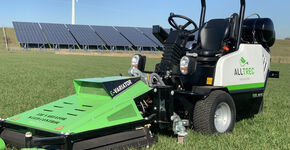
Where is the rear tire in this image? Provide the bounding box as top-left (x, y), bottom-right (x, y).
top-left (193, 90), bottom-right (236, 134)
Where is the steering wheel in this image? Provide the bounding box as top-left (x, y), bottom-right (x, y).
top-left (168, 13), bottom-right (198, 33)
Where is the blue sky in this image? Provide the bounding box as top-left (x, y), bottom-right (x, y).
top-left (1, 0), bottom-right (289, 39)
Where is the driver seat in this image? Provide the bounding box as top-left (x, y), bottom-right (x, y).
top-left (198, 19), bottom-right (230, 58)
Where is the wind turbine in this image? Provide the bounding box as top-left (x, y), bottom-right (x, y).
top-left (72, 0), bottom-right (78, 24)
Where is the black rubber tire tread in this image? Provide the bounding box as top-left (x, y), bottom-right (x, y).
top-left (193, 90), bottom-right (236, 134)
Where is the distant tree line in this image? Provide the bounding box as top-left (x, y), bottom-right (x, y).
top-left (285, 37), bottom-right (290, 40)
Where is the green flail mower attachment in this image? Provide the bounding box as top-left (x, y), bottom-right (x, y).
top-left (0, 76), bottom-right (157, 149)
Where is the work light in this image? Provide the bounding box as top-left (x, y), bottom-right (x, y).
top-left (180, 56), bottom-right (197, 75)
top-left (131, 54), bottom-right (146, 71)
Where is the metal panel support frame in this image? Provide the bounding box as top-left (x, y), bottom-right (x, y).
top-left (68, 45), bottom-right (76, 51)
top-left (150, 47), bottom-right (159, 54)
top-left (38, 43), bottom-right (46, 51)
top-left (123, 46), bottom-right (130, 53)
top-left (110, 46), bottom-right (116, 52)
top-left (124, 46), bottom-right (130, 51)
top-left (20, 43), bottom-right (28, 50)
top-left (19, 43), bottom-right (45, 51)
top-left (137, 46), bottom-right (144, 52)
top-left (97, 45), bottom-right (104, 52)
top-left (53, 44), bottom-right (60, 50)
top-left (83, 45), bottom-right (90, 51)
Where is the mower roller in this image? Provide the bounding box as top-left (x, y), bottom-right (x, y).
top-left (0, 0), bottom-right (279, 149)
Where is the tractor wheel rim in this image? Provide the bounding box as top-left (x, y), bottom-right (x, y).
top-left (214, 102), bottom-right (232, 133)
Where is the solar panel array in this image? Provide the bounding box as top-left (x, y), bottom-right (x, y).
top-left (40, 23), bottom-right (77, 45)
top-left (115, 26), bottom-right (158, 47)
top-left (13, 22), bottom-right (47, 44)
top-left (91, 26), bottom-right (131, 47)
top-left (13, 21), bottom-right (169, 49)
top-left (137, 27), bottom-right (163, 47)
top-left (66, 24), bottom-right (105, 46)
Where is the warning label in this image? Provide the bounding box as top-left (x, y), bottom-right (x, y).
top-left (28, 113), bottom-right (67, 124)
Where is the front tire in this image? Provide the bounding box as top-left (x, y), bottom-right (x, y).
top-left (193, 90), bottom-right (236, 134)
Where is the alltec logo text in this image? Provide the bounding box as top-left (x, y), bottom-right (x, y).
top-left (234, 68), bottom-right (255, 76)
top-left (234, 57), bottom-right (255, 76)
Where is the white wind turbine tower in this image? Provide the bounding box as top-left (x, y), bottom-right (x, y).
top-left (72, 0), bottom-right (78, 24)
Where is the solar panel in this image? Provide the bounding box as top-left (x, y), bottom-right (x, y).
top-left (66, 24), bottom-right (105, 46)
top-left (91, 26), bottom-right (131, 47)
top-left (13, 22), bottom-right (47, 44)
top-left (115, 27), bottom-right (158, 47)
top-left (40, 23), bottom-right (77, 45)
top-left (137, 27), bottom-right (163, 47)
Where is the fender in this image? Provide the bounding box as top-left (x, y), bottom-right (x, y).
top-left (174, 86), bottom-right (229, 99)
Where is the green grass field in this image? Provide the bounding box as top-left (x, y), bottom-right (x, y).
top-left (0, 28), bottom-right (289, 149)
top-left (4, 28), bottom-right (18, 49)
top-left (0, 52), bottom-right (289, 150)
top-left (0, 29), bottom-right (5, 51)
top-left (272, 40), bottom-right (290, 57)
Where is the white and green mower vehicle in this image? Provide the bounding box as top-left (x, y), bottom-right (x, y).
top-left (0, 0), bottom-right (279, 149)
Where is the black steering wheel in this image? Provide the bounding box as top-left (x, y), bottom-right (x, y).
top-left (168, 13), bottom-right (198, 33)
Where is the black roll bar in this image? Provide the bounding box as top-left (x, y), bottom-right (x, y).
top-left (199, 0), bottom-right (206, 28)
top-left (236, 0), bottom-right (246, 49)
top-left (199, 0), bottom-right (246, 49)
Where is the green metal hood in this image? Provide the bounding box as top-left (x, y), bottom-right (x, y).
top-left (6, 76), bottom-right (152, 134)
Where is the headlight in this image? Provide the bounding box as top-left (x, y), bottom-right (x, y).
top-left (180, 56), bottom-right (197, 75)
top-left (180, 56), bottom-right (189, 75)
top-left (131, 55), bottom-right (140, 69)
top-left (131, 54), bottom-right (146, 71)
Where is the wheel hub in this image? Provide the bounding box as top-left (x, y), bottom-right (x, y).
top-left (214, 102), bottom-right (232, 133)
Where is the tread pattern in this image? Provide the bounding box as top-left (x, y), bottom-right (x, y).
top-left (193, 90), bottom-right (236, 134)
